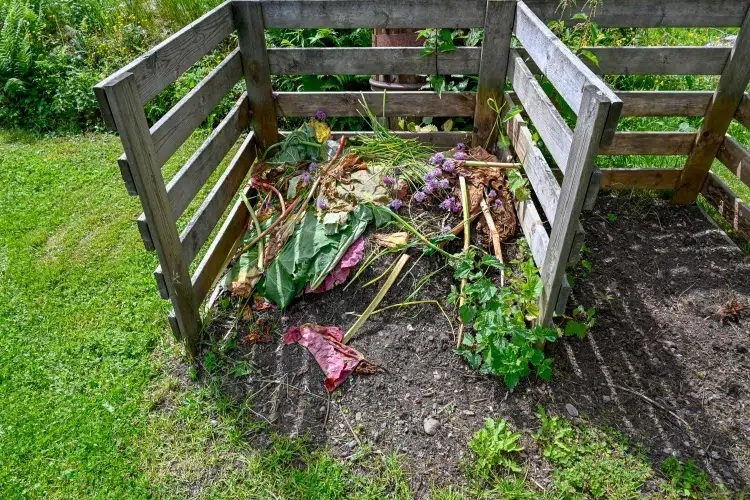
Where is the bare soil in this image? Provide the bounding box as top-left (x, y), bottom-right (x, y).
top-left (204, 193), bottom-right (750, 494)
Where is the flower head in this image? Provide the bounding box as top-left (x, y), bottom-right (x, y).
top-left (433, 167), bottom-right (443, 178)
top-left (414, 190), bottom-right (427, 202)
top-left (382, 175), bottom-right (396, 187)
top-left (439, 197), bottom-right (456, 211)
top-left (451, 198), bottom-right (462, 213)
top-left (430, 152), bottom-right (445, 165)
top-left (424, 170), bottom-right (437, 182)
top-left (453, 151), bottom-right (468, 161)
top-left (488, 189), bottom-right (497, 199)
top-left (316, 196), bottom-right (329, 210)
top-left (493, 199), bottom-right (504, 208)
top-left (427, 178), bottom-right (440, 192)
top-left (301, 171), bottom-right (311, 184)
top-left (455, 142), bottom-right (466, 152)
top-left (263, 200), bottom-right (272, 210)
top-left (442, 160), bottom-right (456, 173)
top-left (272, 91), bottom-right (279, 99)
top-left (423, 183), bottom-right (435, 194)
top-left (314, 109), bottom-right (327, 120)
top-left (439, 178), bottom-right (450, 189)
top-left (308, 162), bottom-right (317, 172)
top-left (389, 199), bottom-right (403, 210)
top-left (393, 167), bottom-right (402, 177)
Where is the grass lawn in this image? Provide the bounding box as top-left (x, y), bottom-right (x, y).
top-left (0, 130), bottom-right (736, 498)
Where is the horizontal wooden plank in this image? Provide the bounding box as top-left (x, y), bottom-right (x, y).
top-left (600, 168), bottom-right (682, 190)
top-left (257, 0), bottom-right (487, 28)
top-left (137, 93), bottom-right (250, 252)
top-left (524, 0), bottom-right (749, 27)
top-left (192, 187), bottom-right (252, 304)
top-left (503, 92), bottom-right (561, 224)
top-left (717, 135), bottom-right (750, 187)
top-left (95, 1), bottom-right (234, 109)
top-left (151, 49), bottom-right (243, 168)
top-left (513, 4), bottom-right (621, 143)
top-left (735, 93), bottom-right (750, 129)
top-left (600, 132), bottom-right (696, 155)
top-left (583, 47), bottom-right (730, 75)
top-left (619, 91), bottom-right (714, 116)
top-left (701, 171), bottom-right (750, 240)
top-left (268, 47), bottom-right (480, 75)
top-left (275, 91), bottom-right (475, 117)
top-left (507, 52), bottom-right (573, 170)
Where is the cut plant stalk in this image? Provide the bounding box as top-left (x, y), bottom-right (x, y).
top-left (344, 253), bottom-right (411, 344)
top-left (457, 176), bottom-right (471, 348)
top-left (241, 191), bottom-right (264, 272)
top-left (480, 199), bottom-right (505, 287)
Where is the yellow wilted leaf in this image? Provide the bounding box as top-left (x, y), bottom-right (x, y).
top-left (442, 119), bottom-right (454, 131)
top-left (374, 232), bottom-right (409, 248)
top-left (311, 120), bottom-right (331, 143)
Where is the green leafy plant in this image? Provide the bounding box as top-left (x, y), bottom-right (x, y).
top-left (562, 305), bottom-right (597, 339)
top-left (450, 249), bottom-right (558, 389)
top-left (660, 456), bottom-right (712, 498)
top-left (469, 418), bottom-right (525, 477)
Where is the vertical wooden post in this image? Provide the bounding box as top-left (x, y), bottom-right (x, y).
top-left (540, 86), bottom-right (611, 326)
top-left (98, 73), bottom-right (202, 357)
top-left (672, 6), bottom-right (750, 204)
top-left (234, 0), bottom-right (279, 151)
top-left (472, 0), bottom-right (516, 150)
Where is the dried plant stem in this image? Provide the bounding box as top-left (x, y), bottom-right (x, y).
top-left (480, 199), bottom-right (505, 287)
top-left (457, 177), bottom-right (471, 348)
top-left (368, 299), bottom-right (455, 338)
top-left (241, 191), bottom-right (264, 272)
top-left (462, 160), bottom-right (521, 168)
top-left (344, 253), bottom-right (411, 344)
top-left (362, 251), bottom-right (402, 287)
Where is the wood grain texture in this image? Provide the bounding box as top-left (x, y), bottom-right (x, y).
top-left (507, 52), bottom-right (573, 169)
top-left (735, 93), bottom-right (750, 128)
top-left (601, 168), bottom-right (682, 190)
top-left (540, 86), bottom-right (610, 326)
top-left (515, 199), bottom-right (550, 269)
top-left (503, 92), bottom-right (561, 224)
top-left (234, 0), bottom-right (278, 150)
top-left (101, 72), bottom-right (201, 355)
top-left (513, 4), bottom-right (621, 143)
top-left (472, 0), bottom-right (516, 149)
top-left (256, 0), bottom-right (487, 28)
top-left (600, 132), bottom-right (696, 155)
top-left (674, 8), bottom-right (750, 204)
top-left (117, 157), bottom-right (138, 196)
top-left (583, 47), bottom-right (730, 75)
top-left (274, 91), bottom-right (475, 117)
top-left (701, 172), bottom-right (750, 239)
top-left (523, 0), bottom-right (749, 27)
top-left (192, 188), bottom-right (252, 304)
top-left (268, 47), bottom-right (481, 75)
top-left (717, 135), bottom-right (750, 187)
top-left (150, 49), bottom-right (243, 168)
top-left (619, 91), bottom-right (714, 116)
top-left (95, 1), bottom-right (234, 114)
top-left (583, 167), bottom-right (602, 211)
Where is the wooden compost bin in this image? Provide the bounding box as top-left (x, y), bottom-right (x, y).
top-left (95, 0), bottom-right (750, 357)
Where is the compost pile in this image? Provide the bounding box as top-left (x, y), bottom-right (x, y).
top-left (219, 106), bottom-right (527, 391)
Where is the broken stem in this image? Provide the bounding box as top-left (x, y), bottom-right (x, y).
top-left (241, 190), bottom-right (264, 272)
top-left (234, 197), bottom-right (300, 259)
top-left (344, 253), bottom-right (411, 344)
top-left (457, 176), bottom-right (471, 348)
top-left (480, 199), bottom-right (504, 287)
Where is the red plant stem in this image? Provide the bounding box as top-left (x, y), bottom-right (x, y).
top-left (234, 197), bottom-right (300, 259)
top-left (250, 178), bottom-right (286, 213)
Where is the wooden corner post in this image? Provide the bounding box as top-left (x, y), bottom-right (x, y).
top-left (672, 6), bottom-right (750, 204)
top-left (233, 0), bottom-right (279, 151)
top-left (98, 73), bottom-right (202, 357)
top-left (472, 0), bottom-right (516, 150)
top-left (539, 86), bottom-right (611, 326)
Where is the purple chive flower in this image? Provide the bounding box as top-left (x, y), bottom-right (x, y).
top-left (272, 91), bottom-right (279, 99)
top-left (494, 199), bottom-right (504, 208)
top-left (439, 197), bottom-right (455, 211)
top-left (414, 190), bottom-right (427, 202)
top-left (317, 196), bottom-right (329, 210)
top-left (442, 160), bottom-right (456, 173)
top-left (389, 199), bottom-right (403, 210)
top-left (488, 189), bottom-right (497, 199)
top-left (439, 178), bottom-right (450, 189)
top-left (430, 152), bottom-right (445, 165)
top-left (433, 167), bottom-right (443, 177)
top-left (394, 167), bottom-right (402, 177)
top-left (453, 151), bottom-right (468, 161)
top-left (451, 198), bottom-right (463, 213)
top-left (263, 200), bottom-right (273, 210)
top-left (308, 162), bottom-right (317, 172)
top-left (423, 171), bottom-right (437, 182)
top-left (456, 142), bottom-right (466, 152)
top-left (301, 171), bottom-right (311, 184)
top-left (423, 183), bottom-right (435, 194)
top-left (428, 178), bottom-right (440, 191)
top-left (382, 175), bottom-right (396, 186)
top-left (314, 109), bottom-right (327, 120)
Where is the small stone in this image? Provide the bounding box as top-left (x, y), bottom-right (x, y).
top-left (433, 371), bottom-right (441, 380)
top-left (565, 403), bottom-right (579, 418)
top-left (462, 410), bottom-right (475, 416)
top-left (423, 417), bottom-right (441, 435)
top-left (602, 395), bottom-right (611, 403)
top-left (346, 440), bottom-right (357, 449)
top-left (711, 451), bottom-right (720, 460)
top-left (355, 412), bottom-right (362, 422)
top-left (698, 449), bottom-right (705, 457)
top-left (407, 324), bottom-right (415, 332)
top-left (427, 335), bottom-right (435, 341)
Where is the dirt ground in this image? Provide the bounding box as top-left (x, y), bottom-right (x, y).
top-left (206, 193), bottom-right (750, 494)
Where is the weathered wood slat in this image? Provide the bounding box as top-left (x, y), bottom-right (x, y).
top-left (582, 47), bottom-right (730, 75)
top-left (600, 168), bottom-right (682, 190)
top-left (735, 94), bottom-right (750, 128)
top-left (137, 93), bottom-right (250, 252)
top-left (150, 48), bottom-right (243, 168)
top-left (513, 3), bottom-right (622, 144)
top-left (541, 86), bottom-right (611, 326)
top-left (619, 91), bottom-right (714, 116)
top-left (257, 0), bottom-right (487, 28)
top-left (508, 52), bottom-right (573, 169)
top-left (716, 135), bottom-right (750, 187)
top-left (235, 0), bottom-right (278, 150)
top-left (472, 0), bottom-right (516, 149)
top-left (701, 172), bottom-right (750, 240)
top-left (600, 132), bottom-right (696, 155)
top-left (503, 92), bottom-right (560, 224)
top-left (192, 188), bottom-right (252, 304)
top-left (583, 168), bottom-right (602, 211)
top-left (274, 91), bottom-right (475, 117)
top-left (117, 157), bottom-right (138, 196)
top-left (100, 72), bottom-right (201, 355)
top-left (524, 0), bottom-right (749, 27)
top-left (516, 199), bottom-right (550, 270)
top-left (94, 1), bottom-right (234, 128)
top-left (267, 47), bottom-right (480, 75)
top-left (674, 8), bottom-right (750, 204)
